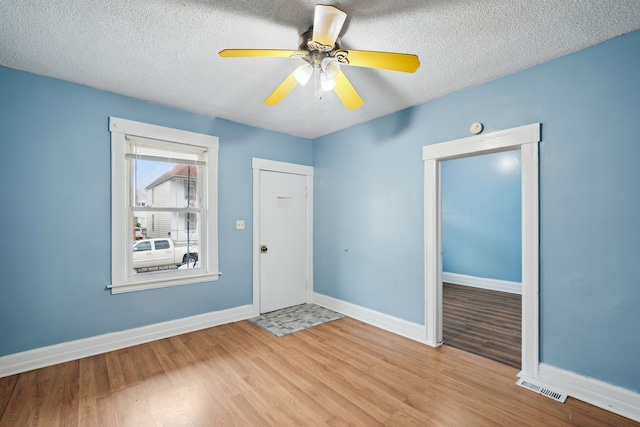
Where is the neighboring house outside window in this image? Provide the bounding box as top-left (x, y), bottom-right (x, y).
top-left (144, 164), bottom-right (199, 243)
top-left (109, 117), bottom-right (219, 294)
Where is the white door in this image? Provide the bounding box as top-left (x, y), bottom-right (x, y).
top-left (259, 170), bottom-right (308, 313)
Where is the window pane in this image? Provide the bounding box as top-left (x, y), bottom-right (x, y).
top-left (134, 159), bottom-right (200, 209)
top-left (131, 157), bottom-right (201, 274)
top-left (131, 210), bottom-right (201, 275)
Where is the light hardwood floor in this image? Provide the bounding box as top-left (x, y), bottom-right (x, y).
top-left (1, 317), bottom-right (637, 426)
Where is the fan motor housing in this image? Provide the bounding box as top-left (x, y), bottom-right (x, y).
top-left (299, 28), bottom-right (345, 67)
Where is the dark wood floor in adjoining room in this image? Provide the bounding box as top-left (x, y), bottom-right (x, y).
top-left (1, 317), bottom-right (637, 426)
top-left (443, 282), bottom-right (522, 368)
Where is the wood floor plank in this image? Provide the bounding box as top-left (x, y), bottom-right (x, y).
top-left (129, 343), bottom-right (164, 382)
top-left (58, 360), bottom-right (81, 427)
top-left (245, 345), bottom-right (345, 424)
top-left (104, 348), bottom-right (139, 393)
top-left (249, 355), bottom-right (341, 425)
top-left (94, 395), bottom-right (117, 427)
top-left (140, 371), bottom-right (194, 427)
top-left (285, 336), bottom-right (405, 422)
top-left (112, 383), bottom-right (156, 427)
top-left (0, 375), bottom-right (18, 422)
top-left (229, 393), bottom-right (272, 426)
top-left (0, 370), bottom-right (37, 427)
top-left (78, 355), bottom-right (112, 427)
top-left (148, 339), bottom-right (242, 426)
top-left (1, 316), bottom-right (638, 426)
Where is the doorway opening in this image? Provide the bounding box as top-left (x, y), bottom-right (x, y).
top-left (423, 123), bottom-right (540, 379)
top-left (441, 151), bottom-right (522, 368)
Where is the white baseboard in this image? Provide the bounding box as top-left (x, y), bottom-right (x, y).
top-left (0, 304), bottom-right (253, 378)
top-left (312, 292), bottom-right (433, 346)
top-left (524, 363), bottom-right (640, 422)
top-left (442, 272), bottom-right (521, 294)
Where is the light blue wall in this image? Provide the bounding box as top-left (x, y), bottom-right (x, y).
top-left (442, 151), bottom-right (521, 282)
top-left (0, 66), bottom-right (312, 357)
top-left (314, 30), bottom-right (640, 392)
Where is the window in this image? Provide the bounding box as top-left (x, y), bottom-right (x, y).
top-left (109, 117), bottom-right (219, 294)
top-left (155, 240), bottom-right (171, 250)
top-left (134, 241), bottom-right (152, 252)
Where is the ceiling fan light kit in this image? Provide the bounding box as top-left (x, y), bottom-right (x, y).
top-left (293, 64), bottom-right (314, 85)
top-left (219, 4), bottom-right (420, 110)
top-left (320, 71), bottom-right (337, 92)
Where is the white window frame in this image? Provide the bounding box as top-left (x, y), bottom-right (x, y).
top-left (109, 117), bottom-right (219, 294)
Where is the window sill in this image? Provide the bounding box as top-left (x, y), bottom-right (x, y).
top-left (109, 272), bottom-right (221, 294)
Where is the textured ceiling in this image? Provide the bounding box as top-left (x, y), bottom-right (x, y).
top-left (2, 1), bottom-right (640, 139)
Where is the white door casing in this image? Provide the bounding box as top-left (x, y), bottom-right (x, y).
top-left (423, 123), bottom-right (540, 379)
top-left (252, 158), bottom-right (314, 315)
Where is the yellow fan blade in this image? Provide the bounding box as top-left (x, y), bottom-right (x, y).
top-left (312, 5), bottom-right (347, 48)
top-left (339, 49), bottom-right (420, 73)
top-left (264, 72), bottom-right (299, 106)
top-left (333, 71), bottom-right (364, 110)
top-left (219, 49), bottom-right (304, 58)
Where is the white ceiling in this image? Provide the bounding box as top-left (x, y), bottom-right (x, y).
top-left (2, 1), bottom-right (640, 139)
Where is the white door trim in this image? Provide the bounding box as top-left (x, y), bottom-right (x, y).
top-left (422, 123), bottom-right (541, 379)
top-left (252, 158), bottom-right (314, 316)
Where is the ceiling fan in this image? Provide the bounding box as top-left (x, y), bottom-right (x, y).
top-left (219, 4), bottom-right (420, 110)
